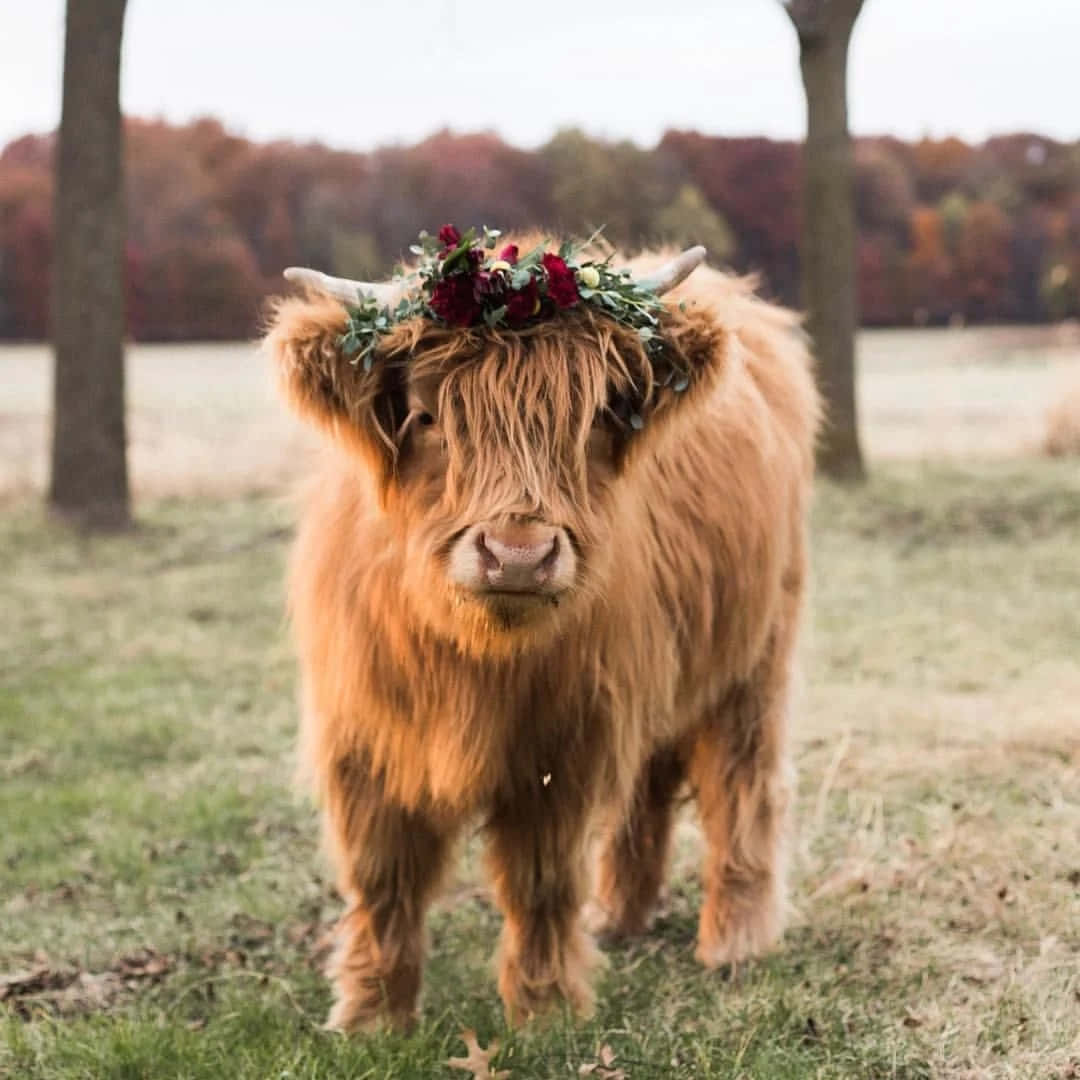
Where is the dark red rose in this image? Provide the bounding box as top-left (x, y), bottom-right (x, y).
top-left (505, 278), bottom-right (540, 325)
top-left (498, 244), bottom-right (519, 264)
top-left (542, 252), bottom-right (579, 308)
top-left (472, 270), bottom-right (506, 300)
top-left (438, 224), bottom-right (461, 249)
top-left (429, 274), bottom-right (481, 327)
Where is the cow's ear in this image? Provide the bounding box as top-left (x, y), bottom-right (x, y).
top-left (610, 305), bottom-right (732, 463)
top-left (263, 294), bottom-right (406, 487)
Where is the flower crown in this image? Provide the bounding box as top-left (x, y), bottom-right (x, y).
top-left (283, 226), bottom-right (706, 393)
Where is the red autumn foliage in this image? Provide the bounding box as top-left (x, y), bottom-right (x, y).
top-left (0, 118), bottom-right (1077, 340)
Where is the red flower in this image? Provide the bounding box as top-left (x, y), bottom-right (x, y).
top-left (472, 270), bottom-right (505, 299)
top-left (498, 244), bottom-right (519, 264)
top-left (429, 274), bottom-right (481, 327)
top-left (505, 278), bottom-right (540, 325)
top-left (438, 224), bottom-right (461, 249)
top-left (542, 253), bottom-right (579, 308)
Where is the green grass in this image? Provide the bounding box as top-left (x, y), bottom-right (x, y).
top-left (2, 463), bottom-right (1079, 1078)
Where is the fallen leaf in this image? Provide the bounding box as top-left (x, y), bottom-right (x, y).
top-left (228, 913), bottom-right (274, 948)
top-left (579, 1045), bottom-right (626, 1078)
top-left (286, 921), bottom-right (317, 946)
top-left (116, 949), bottom-right (171, 979)
top-left (447, 1028), bottom-right (510, 1079)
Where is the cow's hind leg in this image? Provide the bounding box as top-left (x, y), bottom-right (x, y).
top-left (689, 632), bottom-right (795, 970)
top-left (486, 782), bottom-right (598, 1024)
top-left (322, 757), bottom-right (455, 1033)
top-left (591, 744), bottom-right (686, 938)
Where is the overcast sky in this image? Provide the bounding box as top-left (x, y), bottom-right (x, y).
top-left (2, 0), bottom-right (1077, 153)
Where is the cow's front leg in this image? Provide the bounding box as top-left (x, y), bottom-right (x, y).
top-left (485, 778), bottom-right (598, 1024)
top-left (322, 756), bottom-right (455, 1033)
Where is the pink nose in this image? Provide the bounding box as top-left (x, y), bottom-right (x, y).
top-left (476, 526), bottom-right (561, 591)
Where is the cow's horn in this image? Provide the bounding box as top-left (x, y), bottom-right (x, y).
top-left (283, 267), bottom-right (401, 307)
top-left (638, 246), bottom-right (708, 296)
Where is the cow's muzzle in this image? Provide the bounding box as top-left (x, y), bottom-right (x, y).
top-left (448, 520), bottom-right (577, 600)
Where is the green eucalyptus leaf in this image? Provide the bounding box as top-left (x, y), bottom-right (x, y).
top-left (439, 228), bottom-right (478, 274)
top-left (517, 244), bottom-right (546, 269)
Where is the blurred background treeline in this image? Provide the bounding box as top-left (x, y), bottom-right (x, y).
top-left (3, 117), bottom-right (1078, 342)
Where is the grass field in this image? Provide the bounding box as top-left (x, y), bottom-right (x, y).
top-left (2, 333), bottom-right (1080, 1078)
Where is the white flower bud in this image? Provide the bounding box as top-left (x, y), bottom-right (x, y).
top-left (577, 265), bottom-right (601, 289)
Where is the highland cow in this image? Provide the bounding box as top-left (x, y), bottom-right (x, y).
top-left (263, 233), bottom-right (820, 1032)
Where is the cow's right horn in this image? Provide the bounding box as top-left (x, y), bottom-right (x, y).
top-left (283, 267), bottom-right (401, 308)
top-left (637, 246), bottom-right (708, 296)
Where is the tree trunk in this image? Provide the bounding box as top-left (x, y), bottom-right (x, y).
top-left (49, 0), bottom-right (131, 530)
top-left (791, 1), bottom-right (866, 481)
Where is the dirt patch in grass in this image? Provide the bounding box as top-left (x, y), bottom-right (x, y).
top-left (1, 950), bottom-right (175, 1020)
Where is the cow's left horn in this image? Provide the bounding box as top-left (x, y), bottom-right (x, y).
top-left (283, 267), bottom-right (401, 308)
top-left (638, 246), bottom-right (708, 296)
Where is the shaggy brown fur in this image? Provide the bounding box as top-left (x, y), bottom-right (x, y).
top-left (263, 239), bottom-right (820, 1031)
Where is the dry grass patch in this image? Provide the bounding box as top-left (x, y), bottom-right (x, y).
top-left (5, 325), bottom-right (1080, 504)
top-left (1044, 376), bottom-right (1080, 457)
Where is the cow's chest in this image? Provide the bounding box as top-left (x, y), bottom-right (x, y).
top-left (407, 651), bottom-right (622, 812)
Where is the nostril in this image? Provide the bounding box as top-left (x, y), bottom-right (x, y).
top-left (534, 534), bottom-right (560, 582)
top-left (476, 532), bottom-right (501, 573)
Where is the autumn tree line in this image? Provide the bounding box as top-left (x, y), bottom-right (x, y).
top-left (1, 118), bottom-right (1077, 343)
